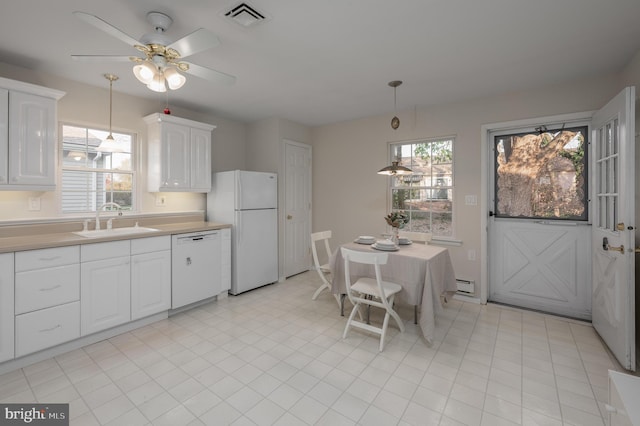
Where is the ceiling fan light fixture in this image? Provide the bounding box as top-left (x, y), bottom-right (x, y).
top-left (164, 67), bottom-right (186, 90)
top-left (133, 61), bottom-right (156, 84)
top-left (147, 73), bottom-right (167, 92)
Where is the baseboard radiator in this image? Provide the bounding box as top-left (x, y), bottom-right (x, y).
top-left (456, 279), bottom-right (475, 295)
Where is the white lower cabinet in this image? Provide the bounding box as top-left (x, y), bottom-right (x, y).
top-left (131, 236), bottom-right (171, 320)
top-left (15, 302), bottom-right (80, 357)
top-left (13, 246), bottom-right (80, 357)
top-left (0, 253), bottom-right (14, 363)
top-left (1, 228), bottom-right (230, 367)
top-left (81, 241), bottom-right (131, 336)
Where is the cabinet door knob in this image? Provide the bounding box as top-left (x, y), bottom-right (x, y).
top-left (287, 215), bottom-right (293, 220)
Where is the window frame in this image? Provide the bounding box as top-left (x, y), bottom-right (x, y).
top-left (388, 137), bottom-right (456, 240)
top-left (58, 122), bottom-right (138, 215)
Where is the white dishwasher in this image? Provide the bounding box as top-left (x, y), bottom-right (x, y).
top-left (171, 231), bottom-right (221, 309)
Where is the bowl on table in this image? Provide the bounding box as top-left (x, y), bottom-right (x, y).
top-left (355, 235), bottom-right (376, 244)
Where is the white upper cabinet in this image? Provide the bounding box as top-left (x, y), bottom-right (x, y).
top-left (0, 77), bottom-right (65, 190)
top-left (144, 113), bottom-right (215, 192)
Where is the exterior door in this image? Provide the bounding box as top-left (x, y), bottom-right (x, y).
top-left (488, 124), bottom-right (592, 319)
top-left (283, 140), bottom-right (311, 278)
top-left (591, 87), bottom-right (636, 371)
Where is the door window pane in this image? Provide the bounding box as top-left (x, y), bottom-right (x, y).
top-left (493, 126), bottom-right (588, 220)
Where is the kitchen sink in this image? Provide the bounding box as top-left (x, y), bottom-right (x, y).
top-left (73, 226), bottom-right (159, 238)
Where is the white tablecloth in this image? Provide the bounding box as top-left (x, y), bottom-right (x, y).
top-left (331, 242), bottom-right (457, 343)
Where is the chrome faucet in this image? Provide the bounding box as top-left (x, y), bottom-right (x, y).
top-left (96, 202), bottom-right (122, 230)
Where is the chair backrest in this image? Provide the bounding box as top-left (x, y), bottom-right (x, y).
top-left (341, 247), bottom-right (390, 305)
top-left (311, 230), bottom-right (332, 269)
top-left (398, 230), bottom-right (432, 244)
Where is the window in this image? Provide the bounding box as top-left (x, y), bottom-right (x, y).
top-left (493, 126), bottom-right (587, 220)
top-left (389, 138), bottom-right (454, 237)
top-left (60, 124), bottom-right (135, 213)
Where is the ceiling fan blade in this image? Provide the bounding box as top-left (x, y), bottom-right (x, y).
top-left (73, 11), bottom-right (140, 47)
top-left (183, 62), bottom-right (236, 86)
top-left (167, 29), bottom-right (220, 58)
top-left (71, 55), bottom-right (134, 62)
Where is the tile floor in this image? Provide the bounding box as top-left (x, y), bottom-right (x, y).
top-left (0, 271), bottom-right (626, 425)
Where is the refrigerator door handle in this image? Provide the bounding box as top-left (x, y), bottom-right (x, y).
top-left (236, 213), bottom-right (242, 245)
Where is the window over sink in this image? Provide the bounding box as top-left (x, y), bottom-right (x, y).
top-left (60, 124), bottom-right (136, 213)
top-left (388, 138), bottom-right (454, 238)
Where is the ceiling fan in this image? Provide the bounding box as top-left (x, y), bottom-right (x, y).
top-left (72, 11), bottom-right (236, 92)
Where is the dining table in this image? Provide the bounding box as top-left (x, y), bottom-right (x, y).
top-left (330, 240), bottom-right (457, 344)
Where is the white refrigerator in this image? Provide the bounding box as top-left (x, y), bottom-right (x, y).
top-left (207, 170), bottom-right (278, 295)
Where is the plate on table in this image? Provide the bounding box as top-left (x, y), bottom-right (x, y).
top-left (355, 236), bottom-right (376, 244)
top-left (398, 238), bottom-right (412, 245)
top-left (372, 243), bottom-right (399, 251)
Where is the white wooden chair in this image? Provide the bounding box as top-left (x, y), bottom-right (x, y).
top-left (398, 230), bottom-right (432, 244)
top-left (340, 247), bottom-right (405, 351)
top-left (311, 231), bottom-right (340, 307)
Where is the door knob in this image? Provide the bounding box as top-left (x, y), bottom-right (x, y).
top-left (287, 215), bottom-right (293, 219)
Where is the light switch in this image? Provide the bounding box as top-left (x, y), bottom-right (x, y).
top-left (465, 195), bottom-right (477, 206)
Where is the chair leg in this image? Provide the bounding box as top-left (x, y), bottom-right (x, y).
top-left (343, 303), bottom-right (361, 339)
top-left (414, 305), bottom-right (418, 324)
top-left (380, 310), bottom-right (391, 351)
top-left (388, 295), bottom-right (405, 333)
top-left (311, 282), bottom-right (329, 300)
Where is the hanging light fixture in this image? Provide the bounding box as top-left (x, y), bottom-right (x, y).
top-left (378, 80), bottom-right (412, 175)
top-left (377, 160), bottom-right (413, 175)
top-left (67, 150), bottom-right (87, 161)
top-left (96, 73), bottom-right (125, 153)
top-left (389, 80), bottom-right (402, 130)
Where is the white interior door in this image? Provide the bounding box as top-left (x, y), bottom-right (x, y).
top-left (283, 140), bottom-right (311, 278)
top-left (591, 86), bottom-right (636, 371)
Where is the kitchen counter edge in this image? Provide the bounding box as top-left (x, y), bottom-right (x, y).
top-left (0, 222), bottom-right (232, 254)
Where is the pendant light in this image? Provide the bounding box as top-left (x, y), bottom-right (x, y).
top-left (389, 80), bottom-right (402, 130)
top-left (378, 80), bottom-right (412, 175)
top-left (96, 73), bottom-right (124, 153)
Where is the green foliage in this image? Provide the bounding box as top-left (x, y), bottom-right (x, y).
top-left (385, 211), bottom-right (409, 228)
top-left (414, 140), bottom-right (452, 164)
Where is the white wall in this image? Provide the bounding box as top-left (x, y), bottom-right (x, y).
top-left (310, 71), bottom-right (625, 287)
top-left (0, 62), bottom-right (247, 222)
top-left (246, 117), bottom-right (311, 279)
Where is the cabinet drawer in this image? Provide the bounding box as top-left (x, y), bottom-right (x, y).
top-left (131, 235), bottom-right (171, 255)
top-left (15, 246), bottom-right (79, 272)
top-left (15, 302), bottom-right (80, 357)
top-left (81, 240), bottom-right (130, 262)
top-left (15, 264), bottom-right (80, 314)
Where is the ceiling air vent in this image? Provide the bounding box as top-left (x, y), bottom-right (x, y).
top-left (224, 3), bottom-right (268, 27)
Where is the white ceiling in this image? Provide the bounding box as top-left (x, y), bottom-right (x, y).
top-left (1, 0), bottom-right (639, 127)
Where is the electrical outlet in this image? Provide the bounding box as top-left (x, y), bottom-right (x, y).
top-left (156, 195), bottom-right (167, 207)
top-left (28, 196), bottom-right (41, 211)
